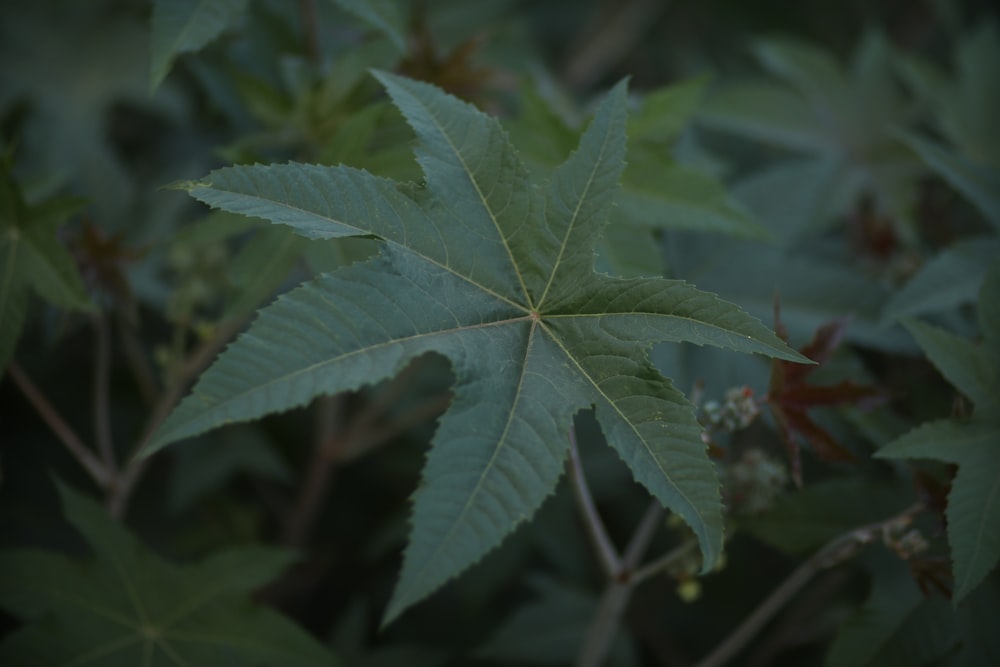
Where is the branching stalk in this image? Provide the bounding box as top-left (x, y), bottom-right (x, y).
top-left (567, 427), bottom-right (621, 578)
top-left (110, 318), bottom-right (246, 518)
top-left (576, 500), bottom-right (666, 667)
top-left (694, 503), bottom-right (925, 667)
top-left (9, 361), bottom-right (110, 489)
top-left (283, 366), bottom-right (451, 548)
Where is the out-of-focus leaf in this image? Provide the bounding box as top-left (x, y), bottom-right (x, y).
top-left (150, 0), bottom-right (249, 93)
top-left (902, 319), bottom-right (1000, 413)
top-left (222, 226), bottom-right (308, 319)
top-left (897, 22), bottom-right (1000, 164)
top-left (0, 483), bottom-right (338, 665)
top-left (698, 81), bottom-right (832, 152)
top-left (882, 237), bottom-right (1000, 323)
top-left (878, 270), bottom-right (1000, 602)
top-left (0, 2), bottom-right (183, 227)
top-left (877, 420), bottom-right (1000, 602)
top-left (699, 31), bottom-right (922, 239)
top-left (951, 574), bottom-right (1000, 666)
top-left (331, 0), bottom-right (407, 53)
top-left (476, 577), bottom-right (637, 666)
top-left (168, 426), bottom-right (293, 512)
top-left (512, 78), bottom-right (769, 254)
top-left (825, 551), bottom-right (958, 667)
top-left (687, 243), bottom-right (917, 353)
top-left (742, 477), bottom-right (914, 555)
top-left (0, 160), bottom-right (92, 372)
top-left (899, 133), bottom-right (1000, 231)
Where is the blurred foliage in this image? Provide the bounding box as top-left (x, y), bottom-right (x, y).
top-left (1, 0), bottom-right (998, 665)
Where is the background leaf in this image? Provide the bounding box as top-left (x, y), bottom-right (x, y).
top-left (0, 483), bottom-right (338, 666)
top-left (900, 133), bottom-right (1000, 230)
top-left (877, 420), bottom-right (1000, 602)
top-left (150, 0), bottom-right (249, 93)
top-left (825, 551), bottom-right (957, 667)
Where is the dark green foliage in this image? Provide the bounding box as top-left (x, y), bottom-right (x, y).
top-left (2, 0), bottom-right (998, 665)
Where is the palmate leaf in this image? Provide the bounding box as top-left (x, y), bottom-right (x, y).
top-left (145, 72), bottom-right (806, 622)
top-left (0, 483), bottom-right (337, 666)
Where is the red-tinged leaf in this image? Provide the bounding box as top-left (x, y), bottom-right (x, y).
top-left (790, 316), bottom-right (851, 381)
top-left (768, 304), bottom-right (883, 483)
top-left (781, 409), bottom-right (858, 463)
top-left (72, 220), bottom-right (146, 305)
top-left (780, 381), bottom-right (887, 410)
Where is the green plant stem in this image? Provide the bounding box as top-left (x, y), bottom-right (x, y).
top-left (693, 503), bottom-right (925, 667)
top-left (92, 313), bottom-right (118, 475)
top-left (9, 361), bottom-right (110, 489)
top-left (567, 427), bottom-right (621, 578)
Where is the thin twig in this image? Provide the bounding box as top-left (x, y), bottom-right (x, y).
top-left (345, 392), bottom-right (451, 461)
top-left (283, 389), bottom-right (451, 547)
top-left (109, 318), bottom-right (246, 519)
top-left (92, 313), bottom-right (118, 474)
top-left (283, 395), bottom-right (345, 548)
top-left (117, 308), bottom-right (158, 405)
top-left (694, 503), bottom-right (924, 667)
top-left (576, 500), bottom-right (664, 667)
top-left (577, 581), bottom-right (631, 667)
top-left (299, 0), bottom-right (320, 64)
top-left (9, 361), bottom-right (110, 489)
top-left (630, 538), bottom-right (699, 587)
top-left (562, 0), bottom-right (665, 89)
top-left (567, 427), bottom-right (621, 578)
top-left (623, 501), bottom-right (664, 570)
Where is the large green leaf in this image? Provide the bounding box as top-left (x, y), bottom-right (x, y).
top-left (149, 0), bottom-right (248, 93)
top-left (877, 420), bottom-right (1000, 603)
top-left (145, 72), bottom-right (806, 622)
top-left (0, 483), bottom-right (338, 666)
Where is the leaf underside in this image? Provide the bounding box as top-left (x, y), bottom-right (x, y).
top-left (147, 71), bottom-right (805, 623)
